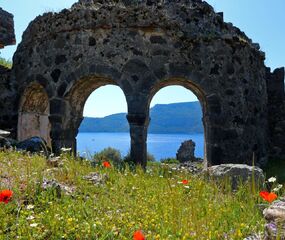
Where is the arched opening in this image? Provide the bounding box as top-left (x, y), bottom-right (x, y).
top-left (148, 79), bottom-right (207, 164)
top-left (73, 84), bottom-right (129, 157)
top-left (18, 83), bottom-right (51, 146)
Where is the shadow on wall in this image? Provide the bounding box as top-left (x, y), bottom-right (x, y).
top-left (18, 83), bottom-right (51, 147)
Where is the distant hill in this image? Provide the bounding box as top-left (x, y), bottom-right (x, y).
top-left (79, 101), bottom-right (203, 134)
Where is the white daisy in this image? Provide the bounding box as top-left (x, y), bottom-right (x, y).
top-left (268, 177), bottom-right (277, 183)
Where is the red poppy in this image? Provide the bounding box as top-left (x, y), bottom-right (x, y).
top-left (182, 179), bottom-right (189, 185)
top-left (259, 191), bottom-right (277, 203)
top-left (133, 230), bottom-right (145, 240)
top-left (0, 189), bottom-right (13, 204)
top-left (102, 161), bottom-right (111, 168)
top-left (259, 191), bottom-right (269, 199)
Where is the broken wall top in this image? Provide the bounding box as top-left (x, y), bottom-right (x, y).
top-left (19, 0), bottom-right (264, 59)
top-left (0, 8), bottom-right (16, 48)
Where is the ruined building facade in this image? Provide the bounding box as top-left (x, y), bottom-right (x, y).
top-left (0, 8), bottom-right (16, 136)
top-left (0, 1), bottom-right (284, 167)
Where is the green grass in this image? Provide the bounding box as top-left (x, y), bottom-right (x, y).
top-left (0, 57), bottom-right (12, 69)
top-left (0, 150), bottom-right (266, 239)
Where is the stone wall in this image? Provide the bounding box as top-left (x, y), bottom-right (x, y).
top-left (267, 67), bottom-right (285, 160)
top-left (10, 0), bottom-right (270, 167)
top-left (0, 66), bottom-right (18, 137)
top-left (0, 8), bottom-right (15, 48)
top-left (0, 8), bottom-right (16, 136)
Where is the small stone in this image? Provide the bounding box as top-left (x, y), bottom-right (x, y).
top-left (42, 178), bottom-right (76, 197)
top-left (264, 220), bottom-right (285, 240)
top-left (263, 201), bottom-right (285, 222)
top-left (82, 172), bottom-right (108, 185)
top-left (177, 161), bottom-right (203, 174)
top-left (243, 233), bottom-right (263, 240)
top-left (16, 136), bottom-right (50, 156)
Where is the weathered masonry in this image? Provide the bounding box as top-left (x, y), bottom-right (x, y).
top-left (0, 0), bottom-right (284, 167)
top-left (0, 8), bottom-right (16, 137)
top-left (0, 8), bottom-right (15, 49)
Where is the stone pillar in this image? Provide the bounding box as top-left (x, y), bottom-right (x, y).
top-left (204, 94), bottom-right (222, 166)
top-left (49, 98), bottom-right (79, 155)
top-left (49, 123), bottom-right (77, 156)
top-left (127, 113), bottom-right (149, 168)
top-left (50, 128), bottom-right (77, 155)
top-left (66, 116), bottom-right (84, 156)
top-left (49, 115), bottom-right (65, 155)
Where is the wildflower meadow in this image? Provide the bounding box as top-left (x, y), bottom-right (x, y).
top-left (0, 150), bottom-right (282, 239)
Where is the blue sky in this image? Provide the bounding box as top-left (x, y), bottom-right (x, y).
top-left (1, 0), bottom-right (284, 117)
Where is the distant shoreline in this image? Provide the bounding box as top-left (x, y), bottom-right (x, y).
top-left (79, 101), bottom-right (203, 134)
top-left (78, 131), bottom-right (204, 135)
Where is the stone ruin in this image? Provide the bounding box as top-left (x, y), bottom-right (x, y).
top-left (0, 8), bottom-right (16, 135)
top-left (176, 140), bottom-right (196, 162)
top-left (0, 8), bottom-right (15, 49)
top-left (0, 0), bottom-right (284, 168)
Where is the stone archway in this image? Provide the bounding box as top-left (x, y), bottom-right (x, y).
top-left (60, 75), bottom-right (126, 154)
top-left (12, 0), bottom-right (272, 167)
top-left (147, 79), bottom-right (207, 165)
top-left (18, 83), bottom-right (51, 146)
top-left (76, 84), bottom-right (129, 156)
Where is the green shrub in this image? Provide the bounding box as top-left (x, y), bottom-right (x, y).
top-left (0, 57), bottom-right (12, 68)
top-left (147, 153), bottom-right (155, 162)
top-left (92, 147), bottom-right (122, 165)
top-left (123, 151), bottom-right (156, 164)
top-left (160, 157), bottom-right (179, 164)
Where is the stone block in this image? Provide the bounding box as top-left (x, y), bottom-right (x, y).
top-left (206, 164), bottom-right (264, 190)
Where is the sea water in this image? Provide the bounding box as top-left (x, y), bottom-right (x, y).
top-left (77, 132), bottom-right (204, 161)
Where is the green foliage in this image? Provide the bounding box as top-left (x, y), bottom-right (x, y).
top-left (0, 150), bottom-right (266, 239)
top-left (123, 151), bottom-right (156, 164)
top-left (92, 147), bottom-right (122, 165)
top-left (0, 57), bottom-right (12, 69)
top-left (160, 157), bottom-right (179, 164)
top-left (146, 153), bottom-right (155, 162)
